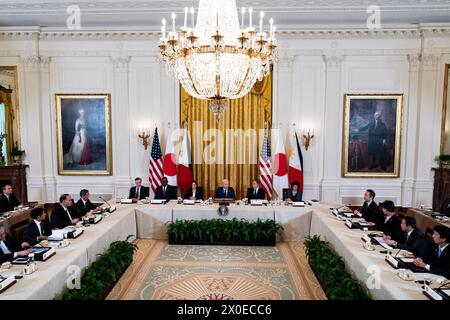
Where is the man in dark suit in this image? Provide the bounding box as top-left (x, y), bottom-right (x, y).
top-left (23, 207), bottom-right (52, 246)
top-left (129, 177), bottom-right (150, 200)
top-left (0, 226), bottom-right (30, 264)
top-left (413, 225), bottom-right (450, 278)
top-left (377, 200), bottom-right (401, 240)
top-left (354, 189), bottom-right (383, 225)
top-left (384, 216), bottom-right (429, 259)
top-left (215, 179), bottom-right (235, 199)
top-left (359, 111), bottom-right (388, 170)
top-left (154, 177), bottom-right (178, 200)
top-left (0, 184), bottom-right (22, 213)
top-left (50, 194), bottom-right (80, 229)
top-left (247, 179), bottom-right (265, 200)
top-left (76, 189), bottom-right (99, 217)
top-left (440, 197), bottom-right (450, 216)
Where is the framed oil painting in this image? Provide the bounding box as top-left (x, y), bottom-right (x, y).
top-left (56, 94), bottom-right (112, 175)
top-left (342, 94), bottom-right (403, 178)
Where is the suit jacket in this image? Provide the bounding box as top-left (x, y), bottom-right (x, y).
top-left (395, 228), bottom-right (429, 259)
top-left (440, 197), bottom-right (450, 216)
top-left (0, 193), bottom-right (21, 213)
top-left (427, 244), bottom-right (450, 279)
top-left (215, 187), bottom-right (236, 199)
top-left (22, 220), bottom-right (52, 246)
top-left (75, 198), bottom-right (97, 217)
top-left (183, 187), bottom-right (203, 200)
top-left (154, 185), bottom-right (178, 200)
top-left (377, 215), bottom-right (402, 240)
top-left (360, 119), bottom-right (387, 155)
top-left (360, 201), bottom-right (383, 225)
top-left (128, 186), bottom-right (150, 200)
top-left (50, 203), bottom-right (77, 229)
top-left (246, 188), bottom-right (265, 200)
top-left (0, 233), bottom-right (21, 264)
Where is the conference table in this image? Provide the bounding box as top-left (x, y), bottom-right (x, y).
top-left (405, 207), bottom-right (450, 234)
top-left (0, 201), bottom-right (445, 300)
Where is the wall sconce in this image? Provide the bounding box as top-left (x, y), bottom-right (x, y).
top-left (138, 128), bottom-right (150, 150)
top-left (302, 128), bottom-right (315, 151)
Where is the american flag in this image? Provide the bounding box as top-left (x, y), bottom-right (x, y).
top-left (149, 128), bottom-right (164, 193)
top-left (259, 128), bottom-right (273, 199)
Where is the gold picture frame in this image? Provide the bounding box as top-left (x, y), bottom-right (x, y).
top-left (441, 64), bottom-right (450, 155)
top-left (56, 94), bottom-right (112, 175)
top-left (342, 94), bottom-right (403, 178)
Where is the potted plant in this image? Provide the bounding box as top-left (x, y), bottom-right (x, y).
top-left (435, 154), bottom-right (450, 169)
top-left (10, 142), bottom-right (25, 165)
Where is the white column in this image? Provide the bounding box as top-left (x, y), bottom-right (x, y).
top-left (320, 54), bottom-right (344, 203)
top-left (38, 56), bottom-right (56, 202)
top-left (20, 55), bottom-right (45, 202)
top-left (414, 52), bottom-right (440, 206)
top-left (401, 53), bottom-right (421, 207)
top-left (111, 56), bottom-right (132, 198)
top-left (273, 51), bottom-right (295, 126)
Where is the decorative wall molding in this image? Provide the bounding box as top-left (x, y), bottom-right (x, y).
top-left (111, 56), bottom-right (130, 70)
top-left (323, 54), bottom-right (345, 69)
top-left (0, 25), bottom-right (449, 42)
top-left (407, 53), bottom-right (421, 72)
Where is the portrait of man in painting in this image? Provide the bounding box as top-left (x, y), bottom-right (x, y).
top-left (56, 94), bottom-right (112, 175)
top-left (343, 94), bottom-right (402, 178)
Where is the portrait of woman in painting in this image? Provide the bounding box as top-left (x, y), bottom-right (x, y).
top-left (56, 94), bottom-right (112, 175)
top-left (64, 109), bottom-right (92, 166)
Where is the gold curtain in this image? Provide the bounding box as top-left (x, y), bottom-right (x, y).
top-left (180, 73), bottom-right (272, 199)
top-left (0, 86), bottom-right (13, 163)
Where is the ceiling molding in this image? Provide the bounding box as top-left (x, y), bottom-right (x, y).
top-left (1, 26), bottom-right (450, 41)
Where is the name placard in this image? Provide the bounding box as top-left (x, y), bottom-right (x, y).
top-left (43, 248), bottom-right (56, 261)
top-left (423, 285), bottom-right (443, 300)
top-left (385, 254), bottom-right (398, 268)
top-left (345, 220), bottom-right (353, 228)
top-left (361, 235), bottom-right (371, 243)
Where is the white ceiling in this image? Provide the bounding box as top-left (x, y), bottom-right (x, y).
top-left (0, 0), bottom-right (449, 29)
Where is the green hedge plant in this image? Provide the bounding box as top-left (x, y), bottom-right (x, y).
top-left (304, 235), bottom-right (371, 300)
top-left (63, 236), bottom-right (137, 300)
top-left (168, 218), bottom-right (283, 245)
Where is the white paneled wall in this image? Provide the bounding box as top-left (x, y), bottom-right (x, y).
top-left (0, 27), bottom-right (449, 206)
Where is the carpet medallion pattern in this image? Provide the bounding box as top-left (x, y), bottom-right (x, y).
top-left (107, 240), bottom-right (326, 300)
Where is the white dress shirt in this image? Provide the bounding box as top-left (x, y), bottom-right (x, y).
top-left (34, 219), bottom-right (42, 236)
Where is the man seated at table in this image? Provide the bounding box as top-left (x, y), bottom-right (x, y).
top-left (215, 179), bottom-right (235, 199)
top-left (51, 194), bottom-right (80, 229)
top-left (154, 177), bottom-right (178, 200)
top-left (23, 207), bottom-right (52, 246)
top-left (284, 181), bottom-right (303, 202)
top-left (183, 180), bottom-right (203, 200)
top-left (413, 225), bottom-right (450, 278)
top-left (129, 177), bottom-right (150, 200)
top-left (354, 189), bottom-right (383, 225)
top-left (76, 189), bottom-right (100, 217)
top-left (383, 216), bottom-right (429, 259)
top-left (0, 184), bottom-right (23, 213)
top-left (0, 226), bottom-right (30, 264)
top-left (246, 179), bottom-right (265, 200)
top-left (440, 197), bottom-right (450, 216)
top-left (377, 200), bottom-right (402, 240)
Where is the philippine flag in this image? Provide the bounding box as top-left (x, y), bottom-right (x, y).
top-left (288, 129), bottom-right (304, 192)
top-left (177, 128), bottom-right (193, 193)
top-left (273, 130), bottom-right (288, 200)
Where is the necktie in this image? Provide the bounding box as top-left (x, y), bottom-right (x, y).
top-left (224, 189), bottom-right (227, 197)
top-left (136, 188), bottom-right (140, 199)
top-left (163, 186), bottom-right (166, 197)
top-left (438, 247), bottom-right (442, 258)
top-left (254, 189), bottom-right (257, 197)
top-left (40, 222), bottom-right (44, 236)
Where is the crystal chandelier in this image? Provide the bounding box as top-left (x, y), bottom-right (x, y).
top-left (159, 0), bottom-right (277, 117)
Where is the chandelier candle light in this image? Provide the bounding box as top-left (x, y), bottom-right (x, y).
top-left (159, 0), bottom-right (277, 117)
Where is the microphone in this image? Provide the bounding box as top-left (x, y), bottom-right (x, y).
top-left (394, 248), bottom-right (403, 258)
top-left (99, 196), bottom-right (111, 208)
top-left (99, 196), bottom-right (116, 213)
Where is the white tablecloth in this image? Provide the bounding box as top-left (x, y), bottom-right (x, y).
top-left (172, 203), bottom-right (275, 221)
top-left (135, 201), bottom-right (175, 240)
top-left (310, 203), bottom-right (445, 300)
top-left (273, 206), bottom-right (313, 242)
top-left (0, 205), bottom-right (136, 300)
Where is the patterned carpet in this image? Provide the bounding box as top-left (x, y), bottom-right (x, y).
top-left (107, 240), bottom-right (326, 300)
